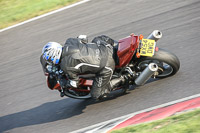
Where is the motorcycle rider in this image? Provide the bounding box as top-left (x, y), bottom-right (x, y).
top-left (40, 35), bottom-right (128, 100)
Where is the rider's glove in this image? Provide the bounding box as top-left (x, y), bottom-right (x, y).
top-left (59, 78), bottom-right (69, 88)
top-left (46, 65), bottom-right (53, 73)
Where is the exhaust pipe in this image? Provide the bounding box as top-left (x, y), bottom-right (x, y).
top-left (135, 63), bottom-right (158, 86)
top-left (147, 30), bottom-right (162, 42)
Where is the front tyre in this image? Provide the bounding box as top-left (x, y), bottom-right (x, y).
top-left (63, 86), bottom-right (92, 99)
top-left (138, 48), bottom-right (180, 78)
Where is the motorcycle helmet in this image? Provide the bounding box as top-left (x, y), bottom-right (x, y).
top-left (42, 42), bottom-right (62, 65)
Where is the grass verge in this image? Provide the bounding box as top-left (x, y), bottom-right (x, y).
top-left (0, 0), bottom-right (80, 29)
top-left (111, 108), bottom-right (200, 133)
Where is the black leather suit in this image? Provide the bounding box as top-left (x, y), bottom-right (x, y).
top-left (41, 35), bottom-right (117, 99)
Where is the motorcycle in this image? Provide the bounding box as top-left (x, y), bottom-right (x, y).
top-left (46, 30), bottom-right (180, 99)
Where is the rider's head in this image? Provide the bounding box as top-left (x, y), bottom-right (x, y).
top-left (42, 42), bottom-right (62, 65)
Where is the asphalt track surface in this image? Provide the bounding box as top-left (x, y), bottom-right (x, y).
top-left (0, 0), bottom-right (200, 132)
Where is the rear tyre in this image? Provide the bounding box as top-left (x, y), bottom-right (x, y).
top-left (138, 48), bottom-right (180, 78)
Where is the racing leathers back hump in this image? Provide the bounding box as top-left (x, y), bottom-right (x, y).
top-left (60, 38), bottom-right (115, 81)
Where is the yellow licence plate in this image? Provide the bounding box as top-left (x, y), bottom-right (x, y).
top-left (140, 39), bottom-right (156, 57)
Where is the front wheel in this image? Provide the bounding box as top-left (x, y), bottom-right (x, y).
top-left (137, 48), bottom-right (180, 78)
top-left (63, 86), bottom-right (92, 99)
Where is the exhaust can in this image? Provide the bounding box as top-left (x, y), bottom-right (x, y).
top-left (135, 63), bottom-right (158, 86)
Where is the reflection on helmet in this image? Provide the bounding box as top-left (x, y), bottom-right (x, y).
top-left (42, 42), bottom-right (62, 65)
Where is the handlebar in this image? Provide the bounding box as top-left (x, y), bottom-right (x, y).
top-left (46, 65), bottom-right (70, 89)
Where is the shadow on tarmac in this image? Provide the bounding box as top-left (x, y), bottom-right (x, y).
top-left (0, 90), bottom-right (130, 132)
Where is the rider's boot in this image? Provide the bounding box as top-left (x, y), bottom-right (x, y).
top-left (98, 84), bottom-right (112, 100)
top-left (121, 74), bottom-right (131, 93)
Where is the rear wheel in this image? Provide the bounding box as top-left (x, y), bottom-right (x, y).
top-left (137, 48), bottom-right (180, 78)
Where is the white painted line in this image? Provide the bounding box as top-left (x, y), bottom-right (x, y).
top-left (0, 0), bottom-right (91, 33)
top-left (71, 93), bottom-right (200, 133)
